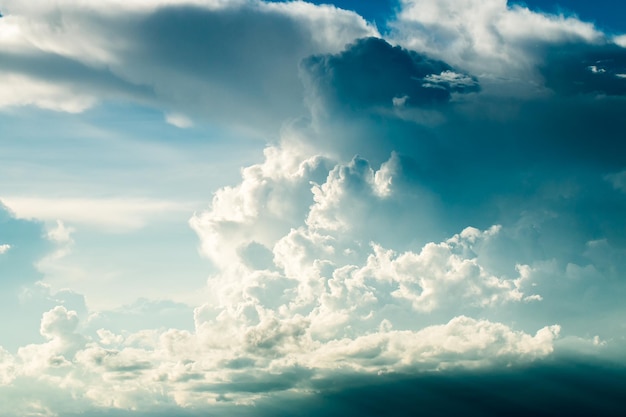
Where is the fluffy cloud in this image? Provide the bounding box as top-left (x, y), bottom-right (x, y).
top-left (0, 146), bottom-right (566, 414)
top-left (0, 305), bottom-right (558, 414)
top-left (391, 0), bottom-right (605, 82)
top-left (189, 143), bottom-right (554, 359)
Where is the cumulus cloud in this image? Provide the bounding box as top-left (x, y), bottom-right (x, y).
top-left (189, 143), bottom-right (554, 360)
top-left (0, 142), bottom-right (573, 414)
top-left (0, 303), bottom-right (559, 414)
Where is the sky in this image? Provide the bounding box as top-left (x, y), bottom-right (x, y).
top-left (1, 0), bottom-right (626, 416)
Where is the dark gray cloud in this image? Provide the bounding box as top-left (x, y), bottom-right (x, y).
top-left (125, 4), bottom-right (313, 130)
top-left (0, 50), bottom-right (155, 102)
top-left (297, 37), bottom-right (626, 226)
top-left (301, 37), bottom-right (479, 112)
top-left (192, 366), bottom-right (313, 394)
top-left (60, 360), bottom-right (626, 417)
top-left (274, 361), bottom-right (626, 417)
top-left (541, 42), bottom-right (626, 96)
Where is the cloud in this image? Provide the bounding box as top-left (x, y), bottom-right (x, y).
top-left (2, 1), bottom-right (626, 415)
top-left (301, 37), bottom-right (479, 120)
top-left (46, 220), bottom-right (74, 244)
top-left (0, 143), bottom-right (578, 414)
top-left (2, 196), bottom-right (194, 231)
top-left (189, 144), bottom-right (555, 362)
top-left (22, 360), bottom-right (626, 417)
top-left (391, 0), bottom-right (604, 81)
top-left (0, 304), bottom-right (559, 414)
top-left (540, 42), bottom-right (626, 95)
top-left (0, 203), bottom-right (88, 351)
top-left (293, 24), bottom-right (626, 230)
top-left (0, 0), bottom-right (377, 134)
top-left (615, 34), bottom-right (626, 48)
top-left (165, 112), bottom-right (193, 129)
top-left (0, 244), bottom-right (10, 255)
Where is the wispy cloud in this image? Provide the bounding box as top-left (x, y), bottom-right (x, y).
top-left (3, 197), bottom-right (195, 231)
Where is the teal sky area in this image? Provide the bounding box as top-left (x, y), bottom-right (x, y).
top-left (517, 0), bottom-right (626, 33)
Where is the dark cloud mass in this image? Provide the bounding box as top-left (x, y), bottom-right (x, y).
top-left (61, 361), bottom-right (626, 417)
top-left (298, 37), bottom-right (626, 225)
top-left (302, 37), bottom-right (479, 112)
top-left (542, 42), bottom-right (626, 95)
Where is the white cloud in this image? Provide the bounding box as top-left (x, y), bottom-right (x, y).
top-left (0, 304), bottom-right (559, 413)
top-left (190, 144), bottom-right (332, 268)
top-left (165, 112), bottom-right (194, 128)
top-left (0, 73), bottom-right (96, 112)
top-left (423, 70), bottom-right (480, 90)
top-left (614, 34), bottom-right (626, 48)
top-left (190, 144), bottom-right (549, 358)
top-left (0, 244), bottom-right (10, 255)
top-left (17, 306), bottom-right (86, 377)
top-left (2, 196), bottom-right (194, 231)
top-left (588, 65), bottom-right (606, 74)
top-left (391, 0), bottom-right (603, 85)
top-left (0, 0), bottom-right (377, 134)
top-left (46, 220), bottom-right (74, 244)
top-left (0, 348), bottom-right (15, 386)
top-left (312, 316), bottom-right (559, 372)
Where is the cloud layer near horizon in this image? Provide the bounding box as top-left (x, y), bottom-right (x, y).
top-left (1, 0), bottom-right (626, 415)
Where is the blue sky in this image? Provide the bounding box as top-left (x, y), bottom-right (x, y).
top-left (1, 0), bottom-right (626, 415)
